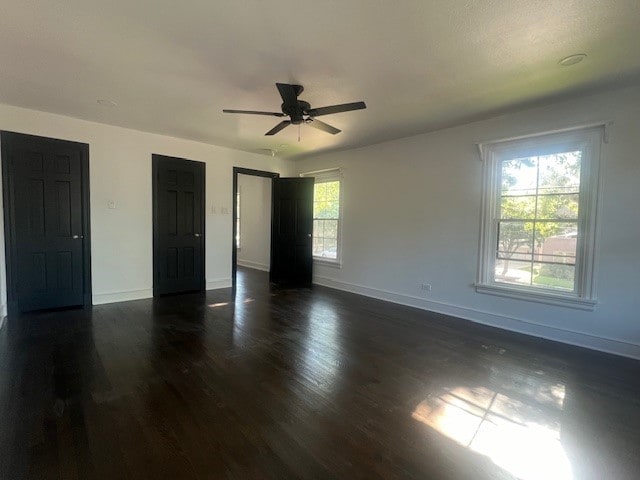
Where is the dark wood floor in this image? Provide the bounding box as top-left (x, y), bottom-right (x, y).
top-left (1, 267), bottom-right (639, 479)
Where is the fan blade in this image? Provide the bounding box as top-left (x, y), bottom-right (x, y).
top-left (307, 118), bottom-right (341, 135)
top-left (276, 83), bottom-right (300, 107)
top-left (223, 109), bottom-right (285, 117)
top-left (265, 121), bottom-right (291, 136)
top-left (307, 101), bottom-right (366, 117)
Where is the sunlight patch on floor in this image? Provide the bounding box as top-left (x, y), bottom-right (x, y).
top-left (208, 302), bottom-right (229, 308)
top-left (413, 384), bottom-right (571, 480)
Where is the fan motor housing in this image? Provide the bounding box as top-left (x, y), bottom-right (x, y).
top-left (282, 100), bottom-right (310, 124)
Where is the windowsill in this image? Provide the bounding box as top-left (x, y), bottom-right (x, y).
top-left (475, 283), bottom-right (597, 311)
top-left (313, 258), bottom-right (342, 269)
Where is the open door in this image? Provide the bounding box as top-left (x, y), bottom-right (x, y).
top-left (270, 177), bottom-right (314, 287)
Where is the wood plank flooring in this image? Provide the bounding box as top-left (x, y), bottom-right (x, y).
top-left (1, 267), bottom-right (639, 479)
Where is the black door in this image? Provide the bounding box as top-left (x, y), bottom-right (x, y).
top-left (2, 132), bottom-right (91, 313)
top-left (153, 155), bottom-right (205, 295)
top-left (270, 177), bottom-right (314, 287)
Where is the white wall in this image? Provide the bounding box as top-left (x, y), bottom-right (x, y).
top-left (237, 174), bottom-right (272, 271)
top-left (295, 85), bottom-right (640, 359)
top-left (0, 104), bottom-right (293, 308)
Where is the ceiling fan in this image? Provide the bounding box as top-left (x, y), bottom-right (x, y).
top-left (223, 83), bottom-right (366, 136)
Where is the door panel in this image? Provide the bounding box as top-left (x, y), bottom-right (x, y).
top-left (3, 133), bottom-right (89, 312)
top-left (270, 177), bottom-right (314, 287)
top-left (153, 155), bottom-right (205, 295)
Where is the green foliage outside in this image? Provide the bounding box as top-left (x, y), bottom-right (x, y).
top-left (514, 263), bottom-right (575, 290)
top-left (538, 263), bottom-right (574, 280)
top-left (533, 273), bottom-right (574, 290)
top-left (314, 181), bottom-right (340, 219)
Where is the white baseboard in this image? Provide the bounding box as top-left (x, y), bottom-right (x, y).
top-left (237, 260), bottom-right (270, 272)
top-left (207, 278), bottom-right (232, 290)
top-left (92, 288), bottom-right (153, 305)
top-left (313, 275), bottom-right (640, 360)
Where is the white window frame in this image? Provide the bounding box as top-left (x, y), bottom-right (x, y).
top-left (302, 168), bottom-right (343, 268)
top-left (476, 126), bottom-right (603, 310)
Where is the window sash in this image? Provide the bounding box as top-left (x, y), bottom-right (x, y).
top-left (492, 150), bottom-right (586, 295)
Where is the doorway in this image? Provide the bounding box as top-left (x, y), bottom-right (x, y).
top-left (236, 174), bottom-right (273, 271)
top-left (1, 131), bottom-right (92, 314)
top-left (152, 155), bottom-right (205, 295)
top-left (232, 168), bottom-right (279, 291)
top-left (231, 168), bottom-right (314, 290)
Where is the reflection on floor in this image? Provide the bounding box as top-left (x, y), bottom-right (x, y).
top-left (1, 266), bottom-right (639, 479)
top-left (413, 382), bottom-right (570, 479)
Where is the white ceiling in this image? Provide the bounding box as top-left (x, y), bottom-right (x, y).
top-left (1, 1), bottom-right (639, 159)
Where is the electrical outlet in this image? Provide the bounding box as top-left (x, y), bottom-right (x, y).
top-left (420, 283), bottom-right (432, 292)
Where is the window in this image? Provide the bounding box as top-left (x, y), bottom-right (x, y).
top-left (305, 169), bottom-right (342, 265)
top-left (477, 127), bottom-right (602, 309)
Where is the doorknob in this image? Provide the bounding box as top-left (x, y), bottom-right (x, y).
top-left (307, 234), bottom-right (312, 238)
top-left (194, 233), bottom-right (201, 237)
top-left (72, 235), bottom-right (84, 239)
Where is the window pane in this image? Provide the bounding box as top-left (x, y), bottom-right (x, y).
top-left (327, 201), bottom-right (339, 218)
top-left (313, 237), bottom-right (324, 256)
top-left (536, 223), bottom-right (577, 265)
top-left (321, 238), bottom-right (338, 259)
top-left (500, 195), bottom-right (536, 219)
top-left (316, 201), bottom-right (338, 219)
top-left (322, 220), bottom-right (338, 239)
top-left (314, 201), bottom-right (328, 218)
top-left (532, 263), bottom-right (575, 291)
top-left (501, 158), bottom-right (538, 195)
top-left (323, 181), bottom-right (340, 202)
top-left (494, 259), bottom-right (533, 286)
top-left (497, 221), bottom-right (534, 262)
top-left (313, 219), bottom-right (323, 238)
top-left (314, 182), bottom-right (327, 202)
top-left (538, 152), bottom-right (581, 194)
top-left (536, 194), bottom-right (579, 220)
